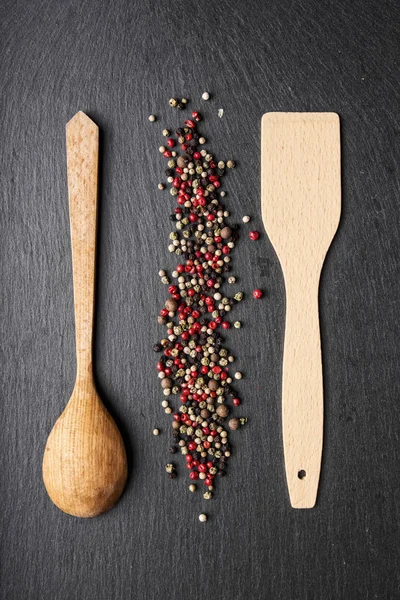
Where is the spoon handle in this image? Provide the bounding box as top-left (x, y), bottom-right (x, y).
top-left (66, 112), bottom-right (99, 380)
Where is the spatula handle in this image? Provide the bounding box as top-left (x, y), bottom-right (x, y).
top-left (282, 273), bottom-right (323, 508)
top-left (66, 112), bottom-right (99, 381)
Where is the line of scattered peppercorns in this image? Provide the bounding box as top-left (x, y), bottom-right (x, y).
top-left (152, 95), bottom-right (261, 519)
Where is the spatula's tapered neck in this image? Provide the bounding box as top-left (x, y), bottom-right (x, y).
top-left (66, 112), bottom-right (99, 384)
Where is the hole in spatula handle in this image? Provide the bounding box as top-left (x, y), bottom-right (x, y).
top-left (298, 470), bottom-right (306, 480)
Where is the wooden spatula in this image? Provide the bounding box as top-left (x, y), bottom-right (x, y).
top-left (261, 112), bottom-right (341, 508)
top-left (42, 112), bottom-right (128, 517)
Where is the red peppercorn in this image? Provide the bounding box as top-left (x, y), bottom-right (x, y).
top-left (189, 471), bottom-right (199, 480)
top-left (185, 133), bottom-right (193, 141)
top-left (249, 230), bottom-right (260, 240)
top-left (189, 214), bottom-right (198, 222)
top-left (198, 464), bottom-right (207, 473)
top-left (185, 455), bottom-right (192, 463)
top-left (188, 441), bottom-right (197, 451)
top-left (253, 289), bottom-right (263, 299)
top-left (233, 398), bottom-right (240, 406)
top-left (184, 119), bottom-right (196, 128)
top-left (163, 150), bottom-right (172, 158)
top-left (160, 309), bottom-right (168, 317)
top-left (222, 321), bottom-right (230, 329)
top-left (204, 478), bottom-right (212, 487)
top-left (193, 151), bottom-right (201, 160)
top-left (167, 138), bottom-right (175, 147)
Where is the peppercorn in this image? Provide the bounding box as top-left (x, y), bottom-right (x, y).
top-left (169, 98), bottom-right (178, 107)
top-left (253, 289), bottom-right (263, 299)
top-left (249, 230), bottom-right (260, 241)
top-left (148, 114), bottom-right (156, 122)
top-left (242, 215), bottom-right (250, 223)
top-left (228, 418), bottom-right (240, 431)
top-left (199, 513), bottom-right (207, 522)
top-left (226, 160), bottom-right (235, 169)
top-left (153, 429), bottom-right (160, 436)
top-left (202, 92), bottom-right (210, 101)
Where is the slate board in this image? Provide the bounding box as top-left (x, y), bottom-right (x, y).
top-left (1, 0), bottom-right (400, 598)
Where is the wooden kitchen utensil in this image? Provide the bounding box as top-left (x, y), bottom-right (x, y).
top-left (261, 112), bottom-right (341, 508)
top-left (43, 112), bottom-right (128, 517)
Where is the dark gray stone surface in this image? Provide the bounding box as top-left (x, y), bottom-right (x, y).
top-left (1, 0), bottom-right (399, 598)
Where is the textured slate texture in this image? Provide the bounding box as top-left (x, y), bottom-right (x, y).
top-left (1, 0), bottom-right (400, 598)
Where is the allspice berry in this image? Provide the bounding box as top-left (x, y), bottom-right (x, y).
top-left (228, 417), bottom-right (240, 431)
top-left (177, 155), bottom-right (189, 168)
top-left (161, 378), bottom-right (172, 389)
top-left (216, 405), bottom-right (229, 418)
top-left (158, 316), bottom-right (167, 325)
top-left (200, 409), bottom-right (210, 419)
top-left (165, 298), bottom-right (178, 312)
top-left (208, 379), bottom-right (218, 391)
top-left (172, 421), bottom-right (180, 431)
top-left (220, 226), bottom-right (232, 239)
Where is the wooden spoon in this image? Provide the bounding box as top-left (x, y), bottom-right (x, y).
top-left (43, 111), bottom-right (128, 517)
top-left (261, 112), bottom-right (341, 508)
